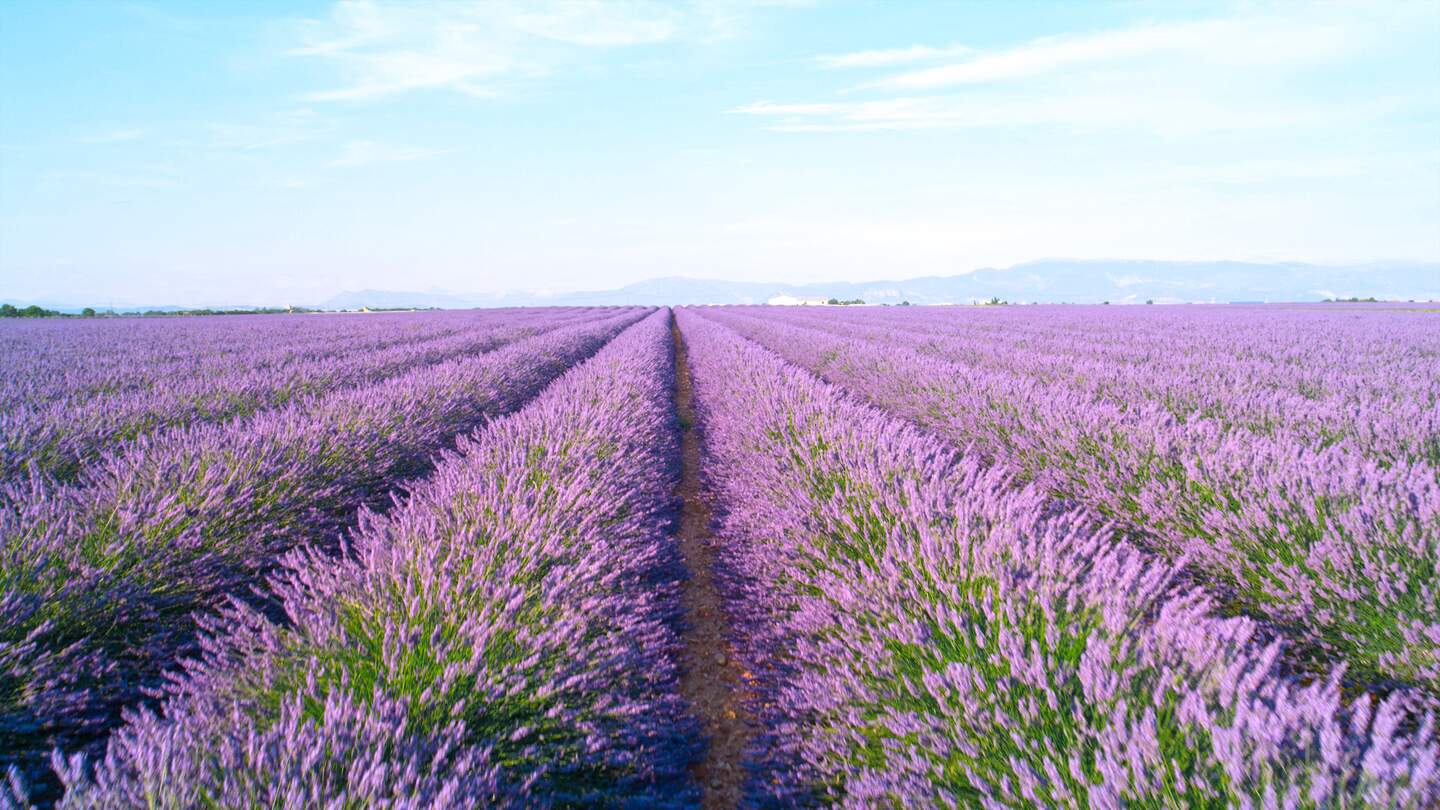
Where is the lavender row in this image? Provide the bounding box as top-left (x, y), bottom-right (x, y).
top-left (677, 308), bottom-right (1437, 808)
top-left (0, 308), bottom-right (593, 425)
top-left (0, 308), bottom-right (648, 791)
top-left (0, 310), bottom-right (483, 409)
top-left (739, 304), bottom-right (1440, 465)
top-left (38, 308), bottom-right (696, 808)
top-left (701, 306), bottom-right (1440, 694)
top-left (2, 308), bottom-right (599, 482)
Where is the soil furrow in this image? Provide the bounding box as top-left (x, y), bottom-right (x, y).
top-left (671, 309), bottom-right (752, 809)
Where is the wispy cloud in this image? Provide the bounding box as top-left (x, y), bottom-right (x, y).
top-left (735, 5), bottom-right (1433, 136)
top-left (730, 91), bottom-right (1428, 137)
top-left (864, 16), bottom-right (1351, 91)
top-left (325, 139), bottom-right (450, 167)
top-left (817, 43), bottom-right (972, 69)
top-left (290, 0), bottom-right (687, 101)
top-left (506, 2), bottom-right (678, 46)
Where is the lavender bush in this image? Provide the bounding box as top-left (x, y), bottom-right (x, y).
top-left (46, 309), bottom-right (697, 807)
top-left (700, 306), bottom-right (1440, 694)
top-left (1, 308), bottom-right (603, 481)
top-left (727, 304), bottom-right (1439, 464)
top-left (678, 307), bottom-right (1437, 807)
top-left (3, 301), bottom-right (1434, 807)
top-left (1, 310), bottom-right (470, 408)
top-left (0, 308), bottom-right (647, 792)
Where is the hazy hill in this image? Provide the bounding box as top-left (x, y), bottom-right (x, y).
top-left (322, 260), bottom-right (1439, 308)
top-left (9, 260), bottom-right (1435, 313)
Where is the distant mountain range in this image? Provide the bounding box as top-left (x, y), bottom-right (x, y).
top-left (8, 260), bottom-right (1437, 312)
top-left (322, 260), bottom-right (1439, 308)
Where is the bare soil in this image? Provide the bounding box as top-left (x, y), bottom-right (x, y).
top-left (670, 312), bottom-right (753, 809)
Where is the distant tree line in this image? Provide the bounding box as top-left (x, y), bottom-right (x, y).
top-left (0, 304), bottom-right (389, 318)
top-left (0, 304), bottom-right (66, 318)
top-left (826, 298), bottom-right (866, 306)
top-left (130, 307), bottom-right (323, 317)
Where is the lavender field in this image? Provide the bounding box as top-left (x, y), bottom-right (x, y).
top-left (2, 305), bottom-right (1437, 808)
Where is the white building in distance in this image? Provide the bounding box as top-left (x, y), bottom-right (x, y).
top-left (766, 295), bottom-right (829, 306)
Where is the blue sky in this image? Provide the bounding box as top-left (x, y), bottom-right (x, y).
top-left (1, 0), bottom-right (1437, 306)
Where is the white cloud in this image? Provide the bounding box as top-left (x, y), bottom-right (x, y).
top-left (507, 2), bottom-right (677, 46)
top-left (817, 43), bottom-right (972, 69)
top-left (864, 16), bottom-right (1353, 91)
top-left (291, 0), bottom-right (688, 101)
top-left (730, 93), bottom-right (1398, 136)
top-left (326, 139), bottom-right (450, 167)
top-left (734, 5), bottom-right (1436, 136)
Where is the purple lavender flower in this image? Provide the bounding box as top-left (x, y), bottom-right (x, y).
top-left (49, 309), bottom-right (698, 807)
top-left (1, 308), bottom-right (650, 796)
top-left (676, 306), bottom-right (1437, 807)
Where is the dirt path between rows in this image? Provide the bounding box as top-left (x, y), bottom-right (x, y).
top-left (671, 311), bottom-right (752, 809)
